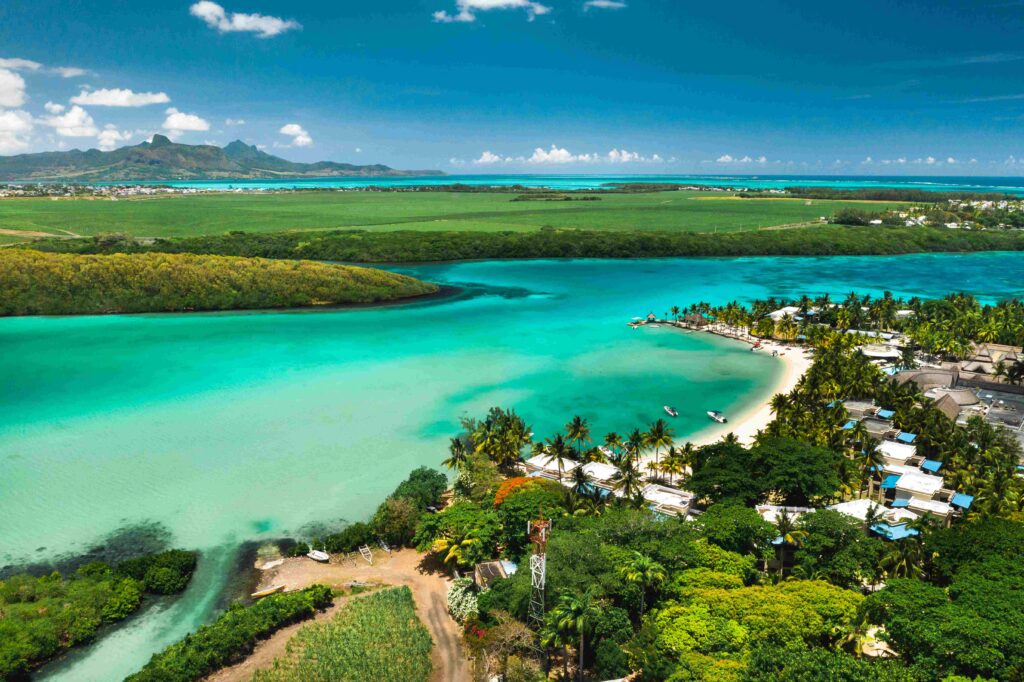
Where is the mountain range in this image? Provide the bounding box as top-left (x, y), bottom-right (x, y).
top-left (0, 136), bottom-right (444, 182)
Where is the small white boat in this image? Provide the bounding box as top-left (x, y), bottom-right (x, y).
top-left (664, 406), bottom-right (679, 417)
top-left (306, 549), bottom-right (330, 563)
top-left (251, 584), bottom-right (287, 599)
top-left (707, 410), bottom-right (728, 424)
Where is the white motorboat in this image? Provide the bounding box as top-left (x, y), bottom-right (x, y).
top-left (664, 406), bottom-right (679, 417)
top-left (707, 410), bottom-right (728, 424)
top-left (306, 549), bottom-right (330, 563)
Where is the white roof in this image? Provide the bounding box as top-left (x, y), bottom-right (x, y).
top-left (861, 344), bottom-right (901, 359)
top-left (901, 495), bottom-right (952, 516)
top-left (524, 453), bottom-right (579, 474)
top-left (894, 471), bottom-right (945, 497)
top-left (828, 498), bottom-right (885, 521)
top-left (768, 306), bottom-right (801, 320)
top-left (755, 504), bottom-right (815, 524)
top-left (641, 483), bottom-right (693, 509)
top-left (878, 440), bottom-right (917, 462)
top-left (882, 462), bottom-right (919, 476)
top-left (581, 461), bottom-right (619, 483)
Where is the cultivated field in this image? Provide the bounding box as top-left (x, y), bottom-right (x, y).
top-left (0, 191), bottom-right (907, 239)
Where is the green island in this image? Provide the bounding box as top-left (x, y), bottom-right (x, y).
top-left (0, 249), bottom-right (438, 315)
top-left (0, 550), bottom-right (197, 679)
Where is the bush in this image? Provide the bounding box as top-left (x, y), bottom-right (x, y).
top-left (447, 577), bottom-right (479, 623)
top-left (391, 466), bottom-right (448, 510)
top-left (115, 549), bottom-right (198, 595)
top-left (126, 584), bottom-right (333, 682)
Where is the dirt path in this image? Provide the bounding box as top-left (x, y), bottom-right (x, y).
top-left (205, 549), bottom-right (471, 682)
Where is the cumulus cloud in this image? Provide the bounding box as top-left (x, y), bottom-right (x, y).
top-left (0, 108), bottom-right (33, 153)
top-left (583, 0), bottom-right (627, 9)
top-left (0, 68), bottom-right (27, 108)
top-left (433, 0), bottom-right (551, 23)
top-left (279, 123), bottom-right (312, 147)
top-left (162, 107), bottom-right (210, 135)
top-left (716, 154), bottom-right (767, 164)
top-left (44, 101), bottom-right (65, 114)
top-left (190, 1), bottom-right (301, 38)
top-left (72, 88), bottom-right (170, 107)
top-left (468, 145), bottom-right (665, 165)
top-left (97, 124), bottom-right (133, 151)
top-left (225, 117), bottom-right (245, 125)
top-left (41, 105), bottom-right (98, 137)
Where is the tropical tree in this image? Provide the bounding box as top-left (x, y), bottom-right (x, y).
top-left (442, 436), bottom-right (469, 471)
top-left (549, 588), bottom-right (603, 682)
top-left (565, 415), bottom-right (591, 457)
top-left (645, 419), bottom-right (674, 471)
top-left (618, 551), bottom-right (666, 618)
top-left (611, 457), bottom-right (644, 500)
top-left (543, 434), bottom-right (575, 483)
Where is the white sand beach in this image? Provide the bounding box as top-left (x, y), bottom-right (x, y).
top-left (689, 339), bottom-right (813, 447)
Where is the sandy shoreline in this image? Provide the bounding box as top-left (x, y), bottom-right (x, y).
top-left (639, 322), bottom-right (813, 451)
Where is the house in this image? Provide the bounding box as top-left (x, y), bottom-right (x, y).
top-left (767, 306), bottom-right (801, 321)
top-left (523, 453), bottom-right (579, 480)
top-left (574, 461), bottom-right (620, 496)
top-left (474, 560), bottom-right (518, 589)
top-left (641, 483), bottom-right (694, 517)
top-left (756, 504), bottom-right (815, 524)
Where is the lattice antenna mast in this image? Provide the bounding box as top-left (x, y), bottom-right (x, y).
top-left (527, 509), bottom-right (550, 630)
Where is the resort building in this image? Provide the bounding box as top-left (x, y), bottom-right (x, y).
top-left (473, 559), bottom-right (518, 589)
top-left (523, 453), bottom-right (579, 481)
top-left (755, 504), bottom-right (815, 524)
top-left (641, 483), bottom-right (694, 517)
top-left (578, 461), bottom-right (621, 495)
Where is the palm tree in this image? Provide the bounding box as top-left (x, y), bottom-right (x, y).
top-left (550, 588), bottom-right (603, 682)
top-left (538, 622), bottom-right (570, 679)
top-left (569, 464), bottom-right (594, 496)
top-left (857, 438), bottom-right (885, 497)
top-left (618, 551), bottom-right (666, 618)
top-left (645, 419), bottom-right (674, 472)
top-left (880, 539), bottom-right (925, 579)
top-left (773, 509), bottom-right (807, 577)
top-left (660, 446), bottom-right (685, 485)
top-left (611, 458), bottom-right (644, 499)
top-left (544, 434), bottom-right (574, 483)
top-left (625, 428), bottom-right (646, 465)
top-left (441, 436), bottom-right (468, 470)
top-left (565, 415), bottom-right (591, 457)
top-left (432, 527), bottom-right (483, 569)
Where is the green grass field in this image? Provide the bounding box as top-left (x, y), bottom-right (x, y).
top-left (0, 191), bottom-right (906, 239)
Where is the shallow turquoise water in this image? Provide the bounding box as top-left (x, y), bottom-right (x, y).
top-left (3, 253), bottom-right (1023, 680)
top-left (143, 173), bottom-right (1024, 194)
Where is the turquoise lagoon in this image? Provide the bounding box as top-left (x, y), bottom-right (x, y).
top-left (147, 173), bottom-right (1024, 194)
top-left (2, 253), bottom-right (1024, 680)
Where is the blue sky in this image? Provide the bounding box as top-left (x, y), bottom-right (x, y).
top-left (2, 0), bottom-right (1024, 174)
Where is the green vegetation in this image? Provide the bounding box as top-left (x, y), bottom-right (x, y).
top-left (744, 187), bottom-right (1016, 202)
top-left (0, 549), bottom-right (197, 679)
top-left (253, 587), bottom-right (433, 682)
top-left (31, 224), bottom-right (1024, 263)
top-left (0, 190), bottom-right (903, 238)
top-left (0, 249), bottom-right (437, 315)
top-left (125, 584), bottom-right (333, 682)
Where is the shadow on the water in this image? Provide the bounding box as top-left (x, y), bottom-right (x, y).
top-left (0, 521), bottom-right (173, 579)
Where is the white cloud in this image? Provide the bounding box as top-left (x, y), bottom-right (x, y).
top-left (583, 0), bottom-right (627, 9)
top-left (861, 156), bottom-right (873, 164)
top-left (474, 150), bottom-right (503, 164)
top-left (433, 0), bottom-right (551, 23)
top-left (162, 107), bottom-right (210, 134)
top-left (0, 58), bottom-right (41, 71)
top-left (946, 157), bottom-right (957, 164)
top-left (72, 88), bottom-right (170, 107)
top-left (0, 109), bottom-right (33, 153)
top-left (225, 117), bottom-right (245, 125)
top-left (44, 101), bottom-right (65, 114)
top-left (0, 68), bottom-right (27, 108)
top-left (97, 124), bottom-right (133, 151)
top-left (53, 66), bottom-right (88, 78)
top-left (190, 1), bottom-right (301, 38)
top-left (354, 147), bottom-right (362, 153)
top-left (716, 154), bottom-right (767, 164)
top-left (41, 105), bottom-right (98, 137)
top-left (279, 123), bottom-right (312, 146)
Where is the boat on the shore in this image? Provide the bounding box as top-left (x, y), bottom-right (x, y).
top-left (707, 410), bottom-right (728, 423)
top-left (251, 584), bottom-right (287, 599)
top-left (306, 549), bottom-right (330, 562)
top-left (664, 406), bottom-right (679, 417)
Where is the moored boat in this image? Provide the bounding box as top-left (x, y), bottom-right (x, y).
top-left (664, 406), bottom-right (679, 417)
top-left (251, 584), bottom-right (287, 599)
top-left (707, 410), bottom-right (728, 423)
top-left (306, 549), bottom-right (329, 562)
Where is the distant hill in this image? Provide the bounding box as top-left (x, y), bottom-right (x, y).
top-left (0, 135), bottom-right (444, 182)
